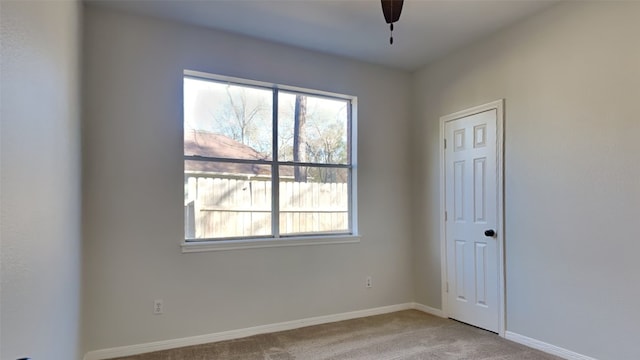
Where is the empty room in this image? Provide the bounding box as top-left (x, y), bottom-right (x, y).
top-left (1, 0), bottom-right (638, 359)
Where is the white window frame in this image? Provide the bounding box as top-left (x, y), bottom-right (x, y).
top-left (181, 70), bottom-right (359, 252)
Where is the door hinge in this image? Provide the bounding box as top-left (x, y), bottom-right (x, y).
top-left (445, 211), bottom-right (448, 221)
top-left (444, 139), bottom-right (447, 149)
top-left (446, 282), bottom-right (449, 293)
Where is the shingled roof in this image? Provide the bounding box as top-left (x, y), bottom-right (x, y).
top-left (184, 129), bottom-right (280, 177)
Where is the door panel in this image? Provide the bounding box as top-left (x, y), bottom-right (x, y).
top-left (445, 109), bottom-right (499, 332)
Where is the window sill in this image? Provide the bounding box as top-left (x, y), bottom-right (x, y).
top-left (181, 235), bottom-right (361, 253)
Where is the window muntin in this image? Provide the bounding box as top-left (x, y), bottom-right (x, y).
top-left (184, 72), bottom-right (355, 241)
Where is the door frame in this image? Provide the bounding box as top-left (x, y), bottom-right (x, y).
top-left (439, 99), bottom-right (506, 336)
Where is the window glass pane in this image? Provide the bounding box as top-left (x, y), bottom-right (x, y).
top-left (185, 161), bottom-right (272, 239)
top-left (278, 92), bottom-right (349, 165)
top-left (279, 166), bottom-right (349, 235)
top-left (184, 77), bottom-right (273, 160)
top-left (184, 72), bottom-right (355, 242)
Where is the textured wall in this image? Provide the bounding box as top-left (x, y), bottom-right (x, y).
top-left (0, 1), bottom-right (82, 359)
top-left (412, 2), bottom-right (640, 359)
top-left (82, 6), bottom-right (413, 353)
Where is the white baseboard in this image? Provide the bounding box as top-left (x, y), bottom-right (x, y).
top-left (88, 303), bottom-right (599, 360)
top-left (84, 303), bottom-right (416, 360)
top-left (411, 302), bottom-right (445, 318)
top-left (505, 331), bottom-right (598, 360)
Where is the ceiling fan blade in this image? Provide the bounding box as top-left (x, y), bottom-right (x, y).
top-left (381, 0), bottom-right (404, 24)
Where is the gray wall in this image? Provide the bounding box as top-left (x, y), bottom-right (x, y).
top-left (0, 1), bottom-right (83, 359)
top-left (412, 2), bottom-right (640, 359)
top-left (82, 6), bottom-right (413, 352)
top-left (5, 2), bottom-right (633, 358)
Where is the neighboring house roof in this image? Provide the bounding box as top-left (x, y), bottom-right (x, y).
top-left (185, 129), bottom-right (267, 160)
top-left (184, 129), bottom-right (285, 177)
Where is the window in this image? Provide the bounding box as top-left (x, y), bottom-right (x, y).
top-left (183, 70), bottom-right (357, 246)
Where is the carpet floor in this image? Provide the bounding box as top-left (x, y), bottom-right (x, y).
top-left (110, 310), bottom-right (562, 360)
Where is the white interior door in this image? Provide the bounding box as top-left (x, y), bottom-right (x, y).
top-left (443, 106), bottom-right (502, 333)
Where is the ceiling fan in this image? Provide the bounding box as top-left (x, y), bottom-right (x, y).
top-left (381, 0), bottom-right (404, 44)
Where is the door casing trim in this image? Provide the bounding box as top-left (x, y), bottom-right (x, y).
top-left (439, 99), bottom-right (505, 336)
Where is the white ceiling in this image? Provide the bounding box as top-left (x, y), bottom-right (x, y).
top-left (88, 0), bottom-right (559, 71)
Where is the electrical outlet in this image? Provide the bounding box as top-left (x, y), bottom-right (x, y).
top-left (154, 299), bottom-right (164, 315)
top-left (366, 276), bottom-right (372, 288)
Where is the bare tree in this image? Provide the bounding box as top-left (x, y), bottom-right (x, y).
top-left (218, 85), bottom-right (270, 154)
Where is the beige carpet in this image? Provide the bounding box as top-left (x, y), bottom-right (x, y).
top-left (110, 310), bottom-right (561, 360)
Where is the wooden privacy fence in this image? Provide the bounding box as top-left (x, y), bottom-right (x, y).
top-left (185, 175), bottom-right (348, 239)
